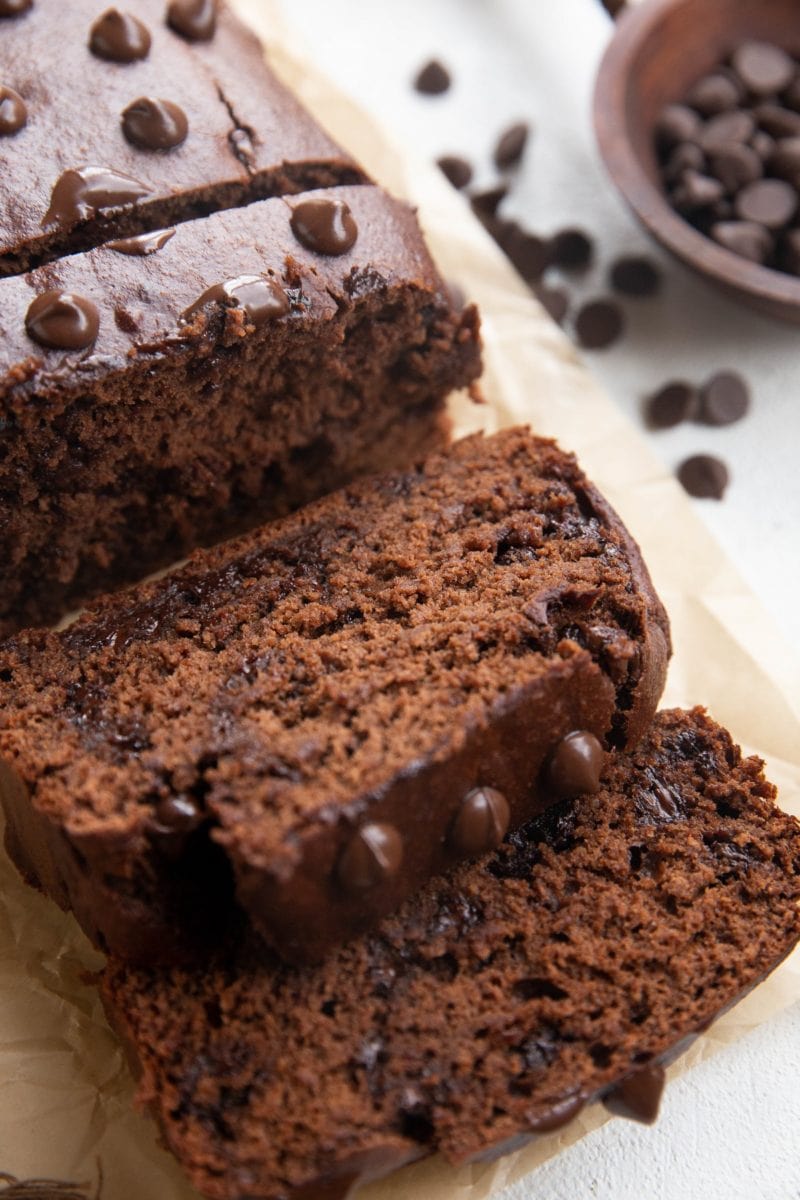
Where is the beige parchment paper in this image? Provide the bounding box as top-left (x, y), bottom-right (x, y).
top-left (1, 5), bottom-right (798, 1196)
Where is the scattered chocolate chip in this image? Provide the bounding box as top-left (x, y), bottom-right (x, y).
top-left (182, 275), bottom-right (290, 326)
top-left (106, 228), bottom-right (176, 256)
top-left (534, 283), bottom-right (569, 325)
top-left (686, 72), bottom-right (741, 116)
top-left (700, 110), bottom-right (755, 152)
top-left (609, 255), bottom-right (661, 297)
top-left (89, 9), bottom-right (151, 61)
top-left (710, 219), bottom-right (772, 263)
top-left (655, 104), bottom-right (702, 150)
top-left (731, 41), bottom-right (795, 97)
top-left (25, 291), bottom-right (100, 351)
top-left (545, 731), bottom-right (604, 799)
top-left (646, 381), bottom-right (698, 429)
top-left (121, 96), bottom-right (188, 151)
top-left (290, 197), bottom-right (358, 256)
top-left (550, 227), bottom-right (593, 270)
top-left (436, 154), bottom-right (473, 190)
top-left (677, 454), bottom-right (729, 500)
top-left (672, 169), bottom-right (725, 211)
top-left (494, 121), bottom-right (530, 170)
top-left (0, 85), bottom-right (26, 136)
top-left (414, 59), bottom-right (451, 96)
top-left (664, 141), bottom-right (706, 183)
top-left (502, 225), bottom-right (551, 282)
top-left (337, 823), bottom-right (403, 891)
top-left (753, 102), bottom-right (800, 139)
top-left (470, 185), bottom-right (508, 223)
top-left (603, 1063), bottom-right (666, 1124)
top-left (574, 298), bottom-right (624, 350)
top-left (735, 177), bottom-right (797, 227)
top-left (166, 0), bottom-right (216, 41)
top-left (0, 0), bottom-right (31, 14)
top-left (43, 166), bottom-right (151, 231)
top-left (707, 142), bottom-right (762, 191)
top-left (698, 371), bottom-right (750, 426)
top-left (450, 787), bottom-right (510, 856)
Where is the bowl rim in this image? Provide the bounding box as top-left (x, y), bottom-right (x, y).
top-left (593, 0), bottom-right (800, 310)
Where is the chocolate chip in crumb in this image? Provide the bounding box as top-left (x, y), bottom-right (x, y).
top-left (574, 298), bottom-right (624, 350)
top-left (677, 454), bottom-right (729, 500)
top-left (609, 255), bottom-right (661, 298)
top-left (545, 731), bottom-right (604, 800)
top-left (731, 41), bottom-right (795, 97)
top-left (450, 787), bottom-right (510, 856)
top-left (550, 228), bottom-right (593, 270)
top-left (436, 155), bottom-right (473, 190)
top-left (494, 121), bottom-right (530, 170)
top-left (698, 371), bottom-right (750, 426)
top-left (414, 59), bottom-right (451, 95)
top-left (646, 381), bottom-right (698, 429)
top-left (338, 823), bottom-right (404, 891)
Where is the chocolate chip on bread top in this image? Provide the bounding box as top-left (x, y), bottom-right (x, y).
top-left (0, 428), bottom-right (669, 965)
top-left (100, 709), bottom-right (800, 1200)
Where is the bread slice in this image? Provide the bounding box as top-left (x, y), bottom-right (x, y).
top-left (100, 708), bottom-right (800, 1200)
top-left (0, 429), bottom-right (669, 964)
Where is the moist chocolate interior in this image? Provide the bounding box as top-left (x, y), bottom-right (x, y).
top-left (100, 709), bottom-right (800, 1200)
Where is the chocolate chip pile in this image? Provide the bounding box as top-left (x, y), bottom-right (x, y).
top-left (656, 40), bottom-right (800, 273)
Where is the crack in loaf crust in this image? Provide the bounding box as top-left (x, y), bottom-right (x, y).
top-left (99, 710), bottom-right (800, 1200)
top-left (0, 429), bottom-right (669, 964)
top-left (0, 184), bottom-right (480, 633)
top-left (0, 0), bottom-right (367, 274)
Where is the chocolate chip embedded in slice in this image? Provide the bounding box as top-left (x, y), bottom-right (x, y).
top-left (25, 290), bottom-right (100, 350)
top-left (414, 59), bottom-right (451, 95)
top-left (574, 298), bottom-right (624, 350)
top-left (686, 72), bottom-right (741, 116)
top-left (735, 178), bottom-right (797, 228)
top-left (603, 1063), bottom-right (666, 1125)
top-left (290, 198), bottom-right (358, 255)
top-left (707, 143), bottom-right (762, 192)
top-left (544, 731), bottom-right (604, 800)
top-left (699, 371), bottom-right (750, 426)
top-left (645, 381), bottom-right (698, 429)
top-left (699, 110), bottom-right (755, 152)
top-left (89, 9), bottom-right (152, 61)
top-left (609, 255), bottom-right (661, 298)
top-left (494, 121), bottom-right (530, 170)
top-left (166, 0), bottom-right (217, 42)
top-left (677, 454), bottom-right (729, 500)
top-left (0, 85), bottom-right (26, 136)
top-left (550, 227), bottom-right (593, 270)
top-left (337, 823), bottom-right (403, 891)
top-left (121, 97), bottom-right (188, 150)
top-left (436, 155), bottom-right (473, 190)
top-left (655, 104), bottom-right (702, 151)
top-left (710, 219), bottom-right (773, 264)
top-left (731, 40), bottom-right (796, 97)
top-left (450, 787), bottom-right (510, 856)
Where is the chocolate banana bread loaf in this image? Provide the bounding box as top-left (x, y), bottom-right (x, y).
top-left (100, 709), bottom-right (800, 1200)
top-left (0, 184), bottom-right (480, 633)
top-left (0, 0), bottom-right (366, 274)
top-left (0, 429), bottom-right (669, 964)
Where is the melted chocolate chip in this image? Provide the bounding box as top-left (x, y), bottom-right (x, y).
top-left (25, 291), bottom-right (100, 350)
top-left (89, 9), bottom-right (151, 61)
top-left (0, 0), bottom-right (31, 15)
top-left (166, 0), bottom-right (216, 41)
top-left (0, 85), bottom-right (26, 136)
top-left (122, 96), bottom-right (188, 150)
top-left (545, 731), bottom-right (604, 800)
top-left (603, 1062), bottom-right (665, 1124)
top-left (182, 275), bottom-right (290, 326)
top-left (43, 166), bottom-right (151, 231)
top-left (337, 823), bottom-right (403, 891)
top-left (450, 787), bottom-right (510, 856)
top-left (290, 198), bottom-right (358, 256)
top-left (106, 227), bottom-right (175, 256)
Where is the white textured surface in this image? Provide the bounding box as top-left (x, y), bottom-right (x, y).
top-left (273, 1), bottom-right (800, 1198)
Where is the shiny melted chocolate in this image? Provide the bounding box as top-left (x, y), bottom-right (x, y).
top-left (106, 227), bottom-right (176, 256)
top-left (43, 165), bottom-right (152, 231)
top-left (121, 96), bottom-right (188, 150)
top-left (290, 198), bottom-right (358, 256)
top-left (182, 275), bottom-right (290, 327)
top-left (25, 291), bottom-right (100, 350)
top-left (166, 0), bottom-right (217, 41)
top-left (89, 8), bottom-right (151, 61)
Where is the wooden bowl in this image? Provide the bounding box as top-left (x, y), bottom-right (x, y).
top-left (594, 0), bottom-right (800, 323)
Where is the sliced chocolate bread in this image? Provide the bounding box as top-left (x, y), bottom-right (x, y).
top-left (100, 709), bottom-right (800, 1200)
top-left (0, 429), bottom-right (669, 964)
top-left (0, 184), bottom-right (479, 633)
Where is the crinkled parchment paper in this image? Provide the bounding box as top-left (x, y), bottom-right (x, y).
top-left (1, 5), bottom-right (798, 1196)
